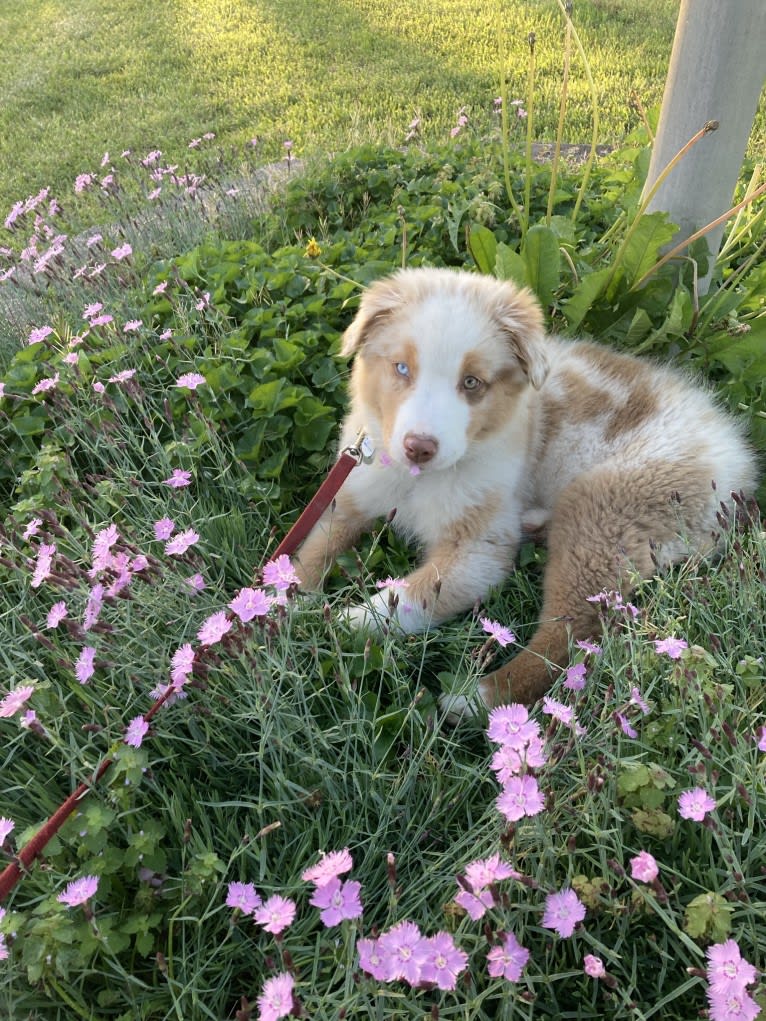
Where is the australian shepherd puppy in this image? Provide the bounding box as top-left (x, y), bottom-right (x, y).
top-left (295, 268), bottom-right (757, 714)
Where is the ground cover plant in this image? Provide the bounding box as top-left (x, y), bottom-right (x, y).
top-left (2, 3), bottom-right (766, 1019)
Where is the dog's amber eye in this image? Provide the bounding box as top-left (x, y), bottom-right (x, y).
top-left (394, 362), bottom-right (410, 378)
top-left (462, 375), bottom-right (483, 391)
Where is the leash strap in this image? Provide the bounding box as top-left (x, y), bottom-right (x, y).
top-left (0, 443), bottom-right (367, 903)
top-left (268, 444), bottom-right (366, 562)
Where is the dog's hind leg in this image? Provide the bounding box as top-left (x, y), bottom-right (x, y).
top-left (474, 461), bottom-right (714, 709)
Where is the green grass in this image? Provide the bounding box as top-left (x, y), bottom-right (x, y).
top-left (0, 0), bottom-right (691, 216)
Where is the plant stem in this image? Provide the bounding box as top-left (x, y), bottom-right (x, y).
top-left (547, 4), bottom-right (572, 226)
top-left (553, 0), bottom-right (600, 223)
top-left (497, 3), bottom-right (524, 230)
top-left (632, 179), bottom-right (766, 292)
top-left (523, 31), bottom-right (537, 240)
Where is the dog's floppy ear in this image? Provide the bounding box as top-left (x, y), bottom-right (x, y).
top-left (495, 282), bottom-right (549, 390)
top-left (341, 276), bottom-right (403, 357)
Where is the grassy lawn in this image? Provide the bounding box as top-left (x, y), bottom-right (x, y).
top-left (0, 0), bottom-right (690, 215)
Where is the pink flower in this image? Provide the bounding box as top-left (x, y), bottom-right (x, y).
top-left (358, 937), bottom-right (393, 981)
top-left (0, 685), bottom-right (35, 718)
top-left (564, 662), bottom-right (587, 690)
top-left (481, 617), bottom-right (516, 647)
top-left (89, 314), bottom-right (113, 327)
top-left (23, 517), bottom-right (42, 540)
top-left (75, 646), bottom-right (97, 684)
top-left (185, 573), bottom-right (206, 593)
top-left (575, 639), bottom-right (602, 655)
top-left (225, 881), bottom-right (261, 914)
top-left (629, 850), bottom-right (659, 883)
top-left (375, 576), bottom-right (409, 590)
top-left (124, 716), bottom-right (149, 748)
top-left (83, 301), bottom-right (104, 320)
top-left (454, 885), bottom-right (495, 921)
top-left (254, 895), bottom-right (296, 935)
top-left (111, 242), bottom-right (132, 261)
top-left (108, 369), bottom-right (137, 384)
top-left (83, 583), bottom-right (104, 632)
top-left (0, 817), bottom-right (15, 843)
top-left (165, 529), bottom-right (200, 555)
top-left (615, 712), bottom-right (638, 739)
top-left (486, 703), bottom-right (540, 750)
top-left (175, 372), bottom-right (206, 390)
top-left (92, 524), bottom-right (119, 572)
top-left (706, 988), bottom-right (761, 1021)
top-left (57, 874), bottom-right (99, 907)
top-left (463, 853), bottom-right (521, 890)
top-left (163, 469), bottom-right (192, 488)
top-left (419, 931), bottom-right (469, 991)
top-left (154, 517), bottom-right (175, 540)
top-left (229, 587), bottom-right (273, 622)
top-left (678, 787), bottom-right (716, 821)
top-left (123, 319), bottom-right (142, 333)
top-left (378, 920), bottom-right (428, 985)
top-left (32, 373), bottom-right (60, 395)
top-left (257, 972), bottom-right (294, 1021)
top-left (486, 931), bottom-right (529, 982)
top-left (171, 643), bottom-right (195, 684)
top-left (301, 847), bottom-right (353, 887)
top-left (706, 939), bottom-right (758, 993)
top-left (542, 696), bottom-right (575, 727)
top-left (28, 325), bottom-right (54, 345)
top-left (262, 554), bottom-right (301, 591)
top-left (496, 774), bottom-right (546, 822)
top-left (490, 736), bottom-right (548, 782)
top-left (757, 727), bottom-right (766, 753)
top-left (197, 611), bottom-right (232, 646)
top-left (584, 954), bottom-right (606, 978)
top-left (309, 877), bottom-right (363, 926)
top-left (541, 888), bottom-right (586, 938)
top-left (31, 542), bottom-right (56, 588)
top-left (654, 636), bottom-right (688, 659)
top-left (630, 686), bottom-right (650, 714)
top-left (46, 601), bottom-right (68, 628)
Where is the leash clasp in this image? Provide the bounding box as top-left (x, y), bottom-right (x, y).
top-left (343, 428), bottom-right (375, 465)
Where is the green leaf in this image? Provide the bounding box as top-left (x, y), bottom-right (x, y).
top-left (615, 211), bottom-right (677, 291)
top-left (563, 267), bottom-right (612, 332)
top-left (495, 243), bottom-right (528, 288)
top-left (684, 892), bottom-right (733, 941)
top-left (468, 225), bottom-right (497, 275)
top-left (522, 225), bottom-right (561, 308)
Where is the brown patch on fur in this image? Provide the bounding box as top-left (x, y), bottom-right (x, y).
top-left (466, 366), bottom-right (529, 443)
top-left (352, 341), bottom-right (419, 452)
top-left (604, 380), bottom-right (660, 441)
top-left (479, 458), bottom-right (717, 706)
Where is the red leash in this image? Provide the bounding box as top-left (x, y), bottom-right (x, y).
top-left (0, 440), bottom-right (367, 903)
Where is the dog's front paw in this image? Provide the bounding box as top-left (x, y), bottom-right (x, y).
top-left (341, 591), bottom-right (393, 633)
top-left (438, 689), bottom-right (489, 725)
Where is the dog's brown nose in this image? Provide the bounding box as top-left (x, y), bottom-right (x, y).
top-left (403, 433), bottom-right (439, 464)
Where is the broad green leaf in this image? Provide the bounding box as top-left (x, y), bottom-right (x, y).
top-left (563, 267), bottom-right (612, 332)
top-left (468, 224), bottom-right (497, 276)
top-left (495, 243), bottom-right (528, 287)
top-left (522, 225), bottom-right (561, 308)
top-left (614, 211), bottom-right (677, 291)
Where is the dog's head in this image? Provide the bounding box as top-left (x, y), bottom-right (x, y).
top-left (342, 268), bottom-right (549, 470)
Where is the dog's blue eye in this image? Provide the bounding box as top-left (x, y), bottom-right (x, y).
top-left (463, 375), bottom-right (482, 391)
top-left (395, 362), bottom-right (410, 377)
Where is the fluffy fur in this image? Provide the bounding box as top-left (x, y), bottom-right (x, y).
top-left (295, 268), bottom-right (757, 713)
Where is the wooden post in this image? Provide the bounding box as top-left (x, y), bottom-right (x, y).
top-left (642, 0), bottom-right (766, 291)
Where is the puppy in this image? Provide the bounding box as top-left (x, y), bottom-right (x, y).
top-left (295, 268), bottom-right (757, 712)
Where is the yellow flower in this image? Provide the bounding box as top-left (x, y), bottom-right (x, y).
top-left (305, 238), bottom-right (322, 258)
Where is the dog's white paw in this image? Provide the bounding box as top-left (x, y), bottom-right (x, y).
top-left (438, 690), bottom-right (488, 725)
top-left (342, 586), bottom-right (431, 634)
